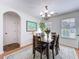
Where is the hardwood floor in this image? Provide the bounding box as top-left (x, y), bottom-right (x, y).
top-left (0, 54), bottom-right (3, 59)
top-left (4, 43), bottom-right (32, 56)
top-left (76, 48), bottom-right (79, 59)
top-left (3, 43), bottom-right (20, 52)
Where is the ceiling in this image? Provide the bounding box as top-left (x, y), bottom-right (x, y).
top-left (0, 0), bottom-right (79, 19)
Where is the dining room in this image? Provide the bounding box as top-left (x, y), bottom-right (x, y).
top-left (0, 0), bottom-right (79, 59)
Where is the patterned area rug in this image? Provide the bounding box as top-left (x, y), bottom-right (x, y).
top-left (6, 46), bottom-right (78, 59)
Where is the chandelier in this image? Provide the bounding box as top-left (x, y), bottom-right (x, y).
top-left (40, 0), bottom-right (55, 20)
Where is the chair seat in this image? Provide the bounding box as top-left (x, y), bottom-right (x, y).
top-left (50, 44), bottom-right (54, 49)
top-left (50, 40), bottom-right (55, 49)
top-left (35, 43), bottom-right (47, 52)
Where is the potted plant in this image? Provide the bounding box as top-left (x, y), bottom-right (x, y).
top-left (39, 22), bottom-right (46, 32)
top-left (39, 22), bottom-right (47, 40)
top-left (44, 28), bottom-right (50, 38)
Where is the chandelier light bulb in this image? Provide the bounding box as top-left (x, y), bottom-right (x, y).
top-left (48, 14), bottom-right (51, 17)
top-left (42, 15), bottom-right (45, 17)
top-left (50, 12), bottom-right (54, 14)
top-left (40, 12), bottom-right (43, 15)
top-left (45, 10), bottom-right (48, 13)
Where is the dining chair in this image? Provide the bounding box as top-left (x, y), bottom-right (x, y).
top-left (55, 35), bottom-right (60, 55)
top-left (50, 34), bottom-right (57, 59)
top-left (33, 35), bottom-right (48, 59)
top-left (51, 32), bottom-right (56, 38)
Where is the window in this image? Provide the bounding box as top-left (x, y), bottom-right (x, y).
top-left (61, 18), bottom-right (76, 38)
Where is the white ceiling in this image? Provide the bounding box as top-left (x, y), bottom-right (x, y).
top-left (0, 0), bottom-right (79, 19)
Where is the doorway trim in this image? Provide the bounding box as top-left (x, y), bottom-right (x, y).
top-left (3, 11), bottom-right (21, 47)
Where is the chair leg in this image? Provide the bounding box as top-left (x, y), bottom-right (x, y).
top-left (56, 49), bottom-right (58, 55)
top-left (33, 54), bottom-right (35, 59)
top-left (55, 44), bottom-right (60, 55)
top-left (52, 49), bottom-right (54, 59)
top-left (33, 50), bottom-right (35, 59)
top-left (40, 53), bottom-right (42, 59)
top-left (46, 46), bottom-right (49, 59)
top-left (55, 47), bottom-right (59, 55)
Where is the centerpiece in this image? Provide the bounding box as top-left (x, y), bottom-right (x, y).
top-left (39, 22), bottom-right (47, 40)
top-left (44, 28), bottom-right (50, 42)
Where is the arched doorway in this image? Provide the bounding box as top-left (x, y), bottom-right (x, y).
top-left (3, 11), bottom-right (21, 52)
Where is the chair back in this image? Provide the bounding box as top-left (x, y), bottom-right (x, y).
top-left (55, 35), bottom-right (59, 46)
top-left (33, 35), bottom-right (41, 48)
top-left (50, 34), bottom-right (57, 46)
top-left (51, 32), bottom-right (56, 39)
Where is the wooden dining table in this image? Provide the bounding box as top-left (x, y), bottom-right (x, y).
top-left (35, 32), bottom-right (58, 59)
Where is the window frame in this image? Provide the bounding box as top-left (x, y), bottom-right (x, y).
top-left (61, 18), bottom-right (76, 39)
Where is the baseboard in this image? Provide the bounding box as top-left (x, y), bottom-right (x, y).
top-left (20, 42), bottom-right (32, 47)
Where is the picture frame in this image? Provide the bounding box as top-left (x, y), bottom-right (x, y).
top-left (26, 21), bottom-right (37, 32)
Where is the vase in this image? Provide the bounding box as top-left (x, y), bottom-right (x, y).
top-left (41, 32), bottom-right (45, 41)
top-left (44, 29), bottom-right (50, 42)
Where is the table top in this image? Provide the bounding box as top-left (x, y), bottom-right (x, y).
top-left (41, 33), bottom-right (53, 43)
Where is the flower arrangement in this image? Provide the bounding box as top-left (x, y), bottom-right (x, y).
top-left (44, 28), bottom-right (50, 42)
top-left (39, 22), bottom-right (47, 32)
top-left (44, 28), bottom-right (50, 35)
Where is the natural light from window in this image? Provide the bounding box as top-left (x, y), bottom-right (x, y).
top-left (61, 18), bottom-right (76, 38)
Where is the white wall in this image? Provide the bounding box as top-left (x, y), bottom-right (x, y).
top-left (0, 13), bottom-right (4, 54)
top-left (47, 11), bottom-right (79, 48)
top-left (20, 12), bottom-right (40, 47)
top-left (0, 5), bottom-right (40, 54)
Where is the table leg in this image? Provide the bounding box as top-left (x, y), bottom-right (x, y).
top-left (46, 43), bottom-right (49, 59)
top-left (46, 34), bottom-right (50, 59)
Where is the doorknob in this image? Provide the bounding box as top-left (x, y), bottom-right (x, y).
top-left (5, 33), bottom-right (8, 34)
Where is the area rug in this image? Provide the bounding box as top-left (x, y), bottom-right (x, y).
top-left (27, 46), bottom-right (78, 59)
top-left (6, 46), bottom-right (78, 59)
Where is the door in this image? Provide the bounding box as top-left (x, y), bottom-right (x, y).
top-left (3, 12), bottom-right (19, 46)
